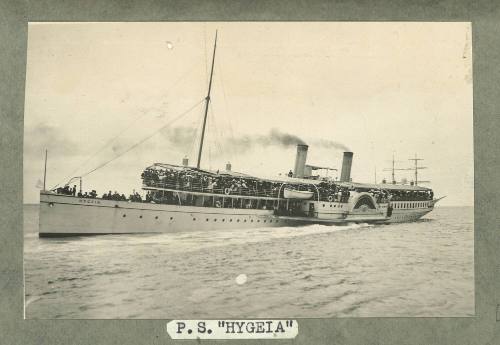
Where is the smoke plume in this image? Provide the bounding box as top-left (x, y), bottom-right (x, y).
top-left (313, 138), bottom-right (350, 151)
top-left (225, 128), bottom-right (349, 153)
top-left (160, 126), bottom-right (197, 149)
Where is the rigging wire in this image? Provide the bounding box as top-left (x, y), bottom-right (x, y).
top-left (77, 98), bottom-right (205, 179)
top-left (215, 52), bottom-right (237, 162)
top-left (52, 64), bottom-right (199, 189)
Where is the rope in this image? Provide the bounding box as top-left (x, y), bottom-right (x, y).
top-left (216, 54), bottom-right (237, 162)
top-left (79, 98), bottom-right (205, 178)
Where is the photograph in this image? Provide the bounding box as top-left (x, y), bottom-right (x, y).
top-left (23, 21), bottom-right (474, 319)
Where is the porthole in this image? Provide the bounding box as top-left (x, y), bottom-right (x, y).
top-left (251, 219), bottom-right (254, 222)
top-left (230, 219), bottom-right (233, 222)
top-left (244, 219), bottom-right (247, 222)
top-left (155, 216), bottom-right (158, 219)
top-left (170, 217), bottom-right (173, 220)
top-left (214, 219), bottom-right (217, 222)
top-left (330, 205), bottom-right (332, 207)
top-left (264, 220), bottom-right (267, 223)
top-left (322, 204), bottom-right (325, 207)
top-left (222, 219), bottom-right (225, 222)
top-left (123, 214), bottom-right (126, 217)
top-left (206, 218), bottom-right (209, 221)
top-left (257, 220), bottom-right (260, 222)
top-left (237, 219), bottom-right (240, 222)
top-left (139, 215), bottom-right (142, 219)
top-left (193, 218), bottom-right (196, 221)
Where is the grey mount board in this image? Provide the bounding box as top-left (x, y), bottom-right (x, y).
top-left (1, 0), bottom-right (499, 344)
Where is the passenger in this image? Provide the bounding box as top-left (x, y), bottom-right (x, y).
top-left (72, 185), bottom-right (77, 196)
top-left (135, 192), bottom-right (142, 202)
top-left (288, 170), bottom-right (293, 177)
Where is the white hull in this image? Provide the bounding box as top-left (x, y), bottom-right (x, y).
top-left (39, 192), bottom-right (298, 236)
top-left (39, 191), bottom-right (437, 236)
top-left (387, 209), bottom-right (433, 223)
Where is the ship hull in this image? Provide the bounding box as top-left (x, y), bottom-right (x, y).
top-left (39, 192), bottom-right (436, 236)
top-left (386, 208), bottom-right (433, 223)
top-left (39, 192), bottom-right (302, 236)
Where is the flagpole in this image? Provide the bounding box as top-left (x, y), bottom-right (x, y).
top-left (43, 149), bottom-right (47, 191)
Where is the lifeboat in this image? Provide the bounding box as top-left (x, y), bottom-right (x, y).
top-left (283, 188), bottom-right (314, 199)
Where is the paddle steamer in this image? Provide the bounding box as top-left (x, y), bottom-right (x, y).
top-left (38, 32), bottom-right (442, 237)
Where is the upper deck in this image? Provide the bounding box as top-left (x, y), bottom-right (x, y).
top-left (141, 163), bottom-right (434, 203)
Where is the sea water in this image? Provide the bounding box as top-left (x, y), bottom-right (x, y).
top-left (23, 205), bottom-right (474, 318)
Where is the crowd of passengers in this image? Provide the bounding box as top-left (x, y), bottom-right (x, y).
top-left (141, 167), bottom-right (352, 201)
top-left (54, 168), bottom-right (433, 204)
top-left (141, 167), bottom-right (434, 202)
top-left (141, 167), bottom-right (284, 198)
top-left (387, 189), bottom-right (433, 201)
top-left (55, 185), bottom-right (143, 202)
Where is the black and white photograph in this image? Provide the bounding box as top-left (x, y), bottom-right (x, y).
top-left (23, 22), bottom-right (474, 319)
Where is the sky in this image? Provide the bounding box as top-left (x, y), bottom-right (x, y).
top-left (24, 22), bottom-right (473, 206)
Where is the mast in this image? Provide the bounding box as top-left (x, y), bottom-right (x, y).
top-left (196, 30), bottom-right (218, 169)
top-left (391, 153), bottom-right (395, 184)
top-left (383, 153), bottom-right (406, 184)
top-left (43, 149), bottom-right (48, 191)
top-left (408, 154), bottom-right (426, 186)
